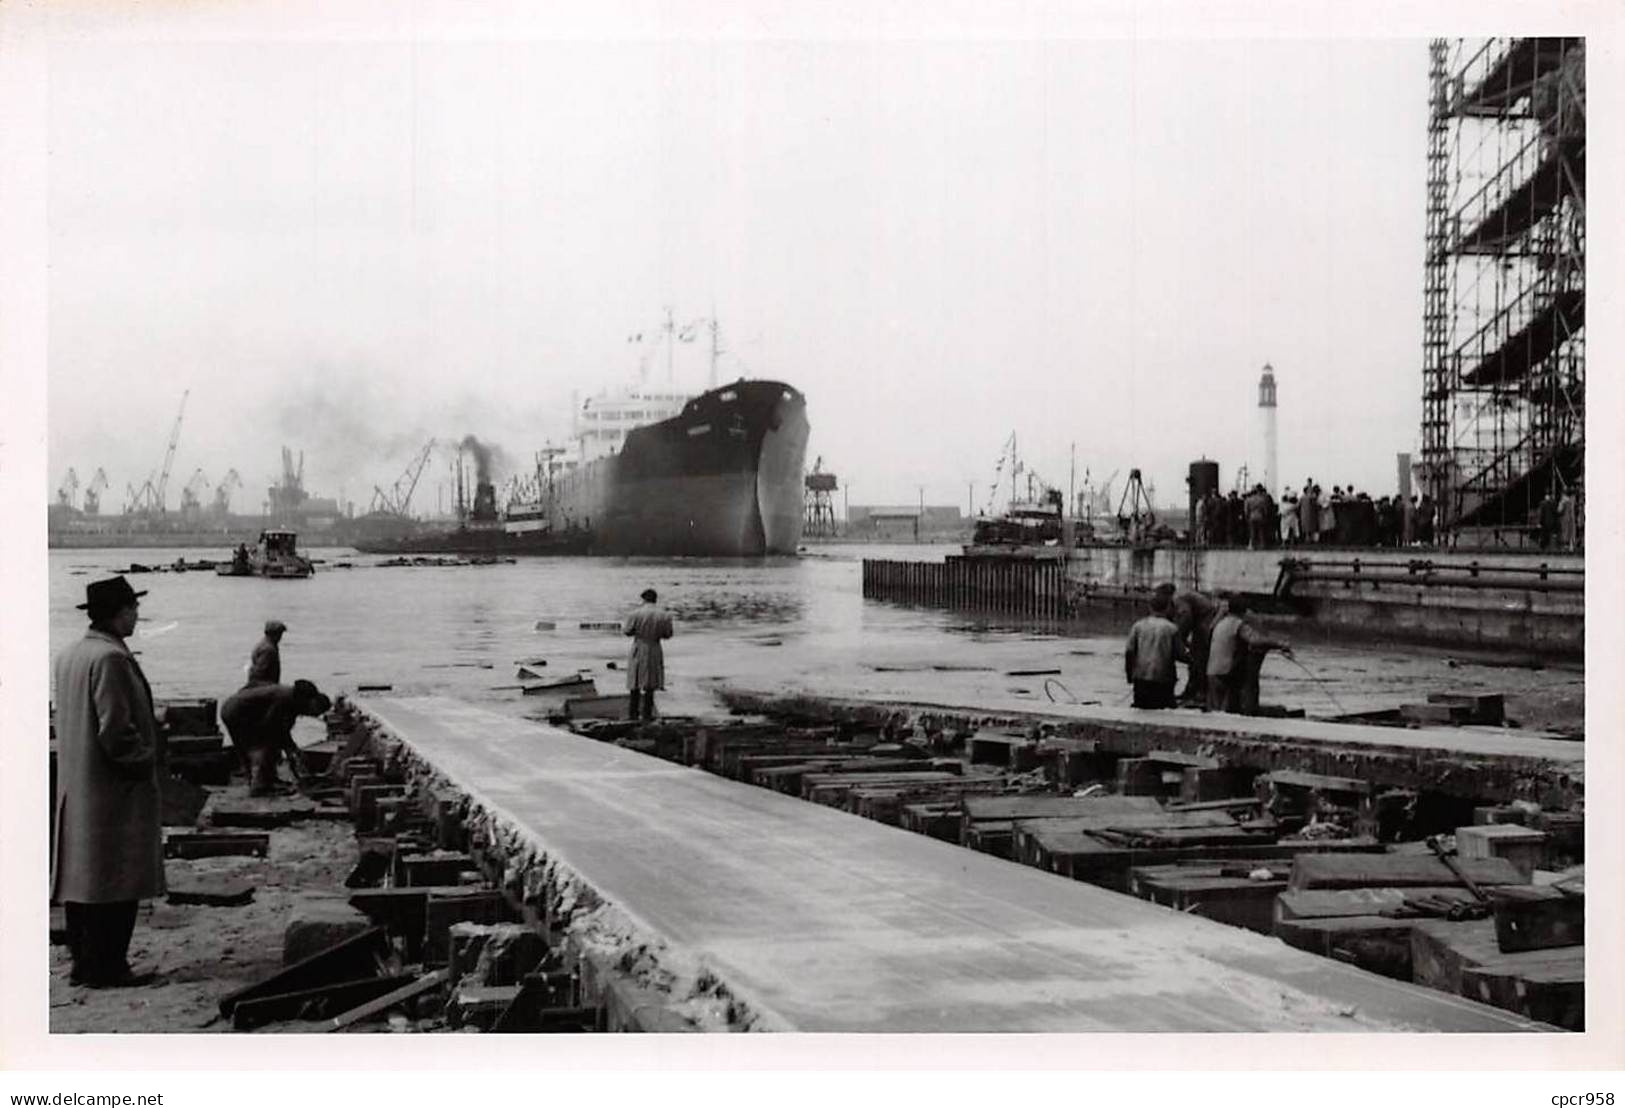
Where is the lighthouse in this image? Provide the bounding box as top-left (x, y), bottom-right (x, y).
top-left (1258, 362), bottom-right (1278, 495)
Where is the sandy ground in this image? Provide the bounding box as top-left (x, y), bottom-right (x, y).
top-left (48, 789), bottom-right (358, 1033)
top-left (660, 630), bottom-right (1586, 735)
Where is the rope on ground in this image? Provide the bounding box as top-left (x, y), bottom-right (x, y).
top-left (1043, 677), bottom-right (1081, 704)
top-left (1280, 653), bottom-right (1348, 715)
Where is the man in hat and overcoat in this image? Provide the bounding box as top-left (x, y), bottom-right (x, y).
top-left (51, 575), bottom-right (165, 987)
top-left (247, 619), bottom-right (286, 686)
top-left (622, 588), bottom-right (674, 721)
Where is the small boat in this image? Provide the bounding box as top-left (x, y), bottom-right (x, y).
top-left (217, 530), bottom-right (315, 579)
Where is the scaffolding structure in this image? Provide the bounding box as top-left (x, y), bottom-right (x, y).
top-left (1421, 38), bottom-right (1585, 542)
top-left (804, 457), bottom-right (838, 537)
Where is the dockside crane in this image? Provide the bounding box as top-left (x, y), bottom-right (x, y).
top-left (180, 468), bottom-right (209, 516)
top-left (212, 469), bottom-right (241, 515)
top-left (370, 439), bottom-right (435, 517)
top-left (56, 468), bottom-right (79, 510)
top-left (82, 469), bottom-right (108, 515)
top-left (152, 390), bottom-right (190, 513)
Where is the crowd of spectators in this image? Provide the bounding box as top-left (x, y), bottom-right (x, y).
top-left (1191, 479), bottom-right (1582, 551)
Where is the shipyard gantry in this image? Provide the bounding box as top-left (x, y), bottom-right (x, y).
top-left (1421, 38), bottom-right (1585, 539)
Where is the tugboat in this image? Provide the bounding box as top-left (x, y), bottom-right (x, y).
top-left (217, 529), bottom-right (315, 579)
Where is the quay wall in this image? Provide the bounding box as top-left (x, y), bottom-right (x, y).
top-left (863, 546), bottom-right (1584, 658)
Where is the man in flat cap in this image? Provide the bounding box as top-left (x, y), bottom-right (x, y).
top-left (622, 588), bottom-right (674, 722)
top-left (247, 619), bottom-right (286, 687)
top-left (51, 576), bottom-right (165, 988)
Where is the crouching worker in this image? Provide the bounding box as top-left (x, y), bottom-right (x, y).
top-left (1124, 590), bottom-right (1189, 709)
top-left (220, 678), bottom-right (332, 795)
top-left (1206, 596), bottom-right (1291, 715)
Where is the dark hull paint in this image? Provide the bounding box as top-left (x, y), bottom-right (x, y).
top-left (564, 380), bottom-right (810, 557)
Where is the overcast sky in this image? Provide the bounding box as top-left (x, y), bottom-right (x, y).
top-left (43, 7), bottom-right (1437, 514)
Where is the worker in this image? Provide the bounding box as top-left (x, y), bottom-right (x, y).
top-left (247, 619), bottom-right (286, 686)
top-left (1537, 491), bottom-right (1559, 551)
top-left (1558, 486), bottom-right (1577, 551)
top-left (51, 575), bottom-right (165, 988)
top-left (1206, 596), bottom-right (1292, 715)
top-left (1154, 582), bottom-right (1223, 705)
top-left (1124, 591), bottom-right (1188, 709)
top-left (622, 587), bottom-right (674, 721)
top-left (220, 679), bottom-right (332, 796)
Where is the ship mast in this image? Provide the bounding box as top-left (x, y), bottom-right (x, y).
top-left (708, 317), bottom-right (722, 390)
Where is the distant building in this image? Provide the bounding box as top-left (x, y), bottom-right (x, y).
top-left (847, 505), bottom-right (965, 541)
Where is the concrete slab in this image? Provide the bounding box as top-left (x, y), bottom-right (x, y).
top-left (361, 696), bottom-right (1550, 1033)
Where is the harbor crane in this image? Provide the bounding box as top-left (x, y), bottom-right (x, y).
top-left (180, 468), bottom-right (210, 516)
top-left (370, 439), bottom-right (436, 517)
top-left (153, 390), bottom-right (190, 513)
top-left (57, 468), bottom-right (79, 510)
top-left (212, 469), bottom-right (242, 515)
top-left (82, 469), bottom-right (108, 515)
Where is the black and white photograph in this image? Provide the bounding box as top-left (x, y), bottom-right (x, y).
top-left (0, 0), bottom-right (1619, 1094)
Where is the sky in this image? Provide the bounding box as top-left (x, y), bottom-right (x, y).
top-left (39, 6), bottom-right (1446, 514)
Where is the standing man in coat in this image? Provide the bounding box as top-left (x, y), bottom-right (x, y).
top-left (51, 576), bottom-right (165, 988)
top-left (623, 588), bottom-right (674, 721)
top-left (247, 619), bottom-right (286, 686)
top-left (1124, 591), bottom-right (1188, 709)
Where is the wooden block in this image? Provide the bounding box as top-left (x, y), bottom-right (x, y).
top-left (356, 783), bottom-right (408, 833)
top-left (1145, 749), bottom-right (1221, 770)
top-left (424, 890), bottom-right (509, 966)
top-left (1412, 918), bottom-right (1584, 1028)
top-left (399, 851), bottom-right (477, 888)
top-left (1288, 852), bottom-right (1526, 891)
top-left (164, 831), bottom-right (270, 859)
top-left (963, 795), bottom-right (1163, 825)
top-left (1274, 915), bottom-right (1417, 980)
top-left (968, 733), bottom-right (1029, 767)
top-left (1426, 692), bottom-right (1505, 725)
top-left (1276, 886), bottom-right (1477, 922)
top-left (1460, 955), bottom-right (1584, 1031)
top-left (1529, 811), bottom-right (1584, 867)
top-left (1399, 702), bottom-right (1471, 725)
top-left (448, 984), bottom-right (524, 1031)
top-left (1457, 824), bottom-right (1548, 881)
top-left (1265, 769), bottom-right (1374, 796)
top-left (1180, 767), bottom-right (1250, 803)
top-left (1115, 758), bottom-right (1165, 797)
top-left (1410, 918), bottom-right (1581, 994)
top-left (1491, 887), bottom-right (1584, 952)
top-left (1129, 865), bottom-right (1284, 934)
top-left (563, 694), bottom-right (630, 721)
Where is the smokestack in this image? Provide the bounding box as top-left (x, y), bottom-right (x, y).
top-left (460, 435), bottom-right (493, 487)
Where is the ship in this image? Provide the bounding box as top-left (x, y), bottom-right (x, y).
top-left (551, 377), bottom-right (809, 556)
top-left (356, 319), bottom-right (810, 557)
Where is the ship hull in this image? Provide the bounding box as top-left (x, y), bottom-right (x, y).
top-left (558, 380), bottom-right (810, 557)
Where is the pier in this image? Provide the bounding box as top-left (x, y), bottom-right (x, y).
top-left (863, 547), bottom-right (1584, 657)
top-left (347, 695), bottom-right (1556, 1032)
